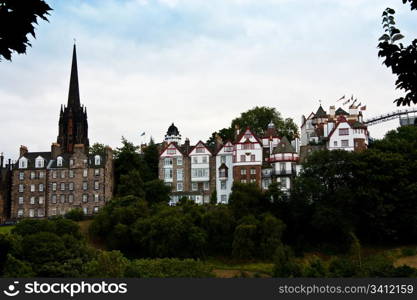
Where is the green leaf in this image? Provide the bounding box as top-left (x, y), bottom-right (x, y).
top-left (391, 34), bottom-right (404, 42)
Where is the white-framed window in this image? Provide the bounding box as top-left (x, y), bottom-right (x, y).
top-left (240, 155), bottom-right (246, 162)
top-left (176, 157), bottom-right (183, 166)
top-left (18, 209), bottom-right (24, 217)
top-left (176, 169), bottom-right (183, 181)
top-left (242, 143), bottom-right (254, 150)
top-left (19, 157), bottom-right (28, 169)
top-left (83, 182), bottom-right (88, 190)
top-left (220, 156), bottom-right (226, 164)
top-left (39, 184), bottom-right (44, 192)
top-left (68, 194), bottom-right (74, 203)
top-left (69, 170), bottom-right (75, 178)
top-left (196, 147), bottom-right (205, 153)
top-left (30, 196), bottom-right (35, 204)
top-left (240, 169), bottom-right (247, 175)
top-left (51, 208), bottom-right (57, 216)
top-left (95, 155), bottom-right (101, 165)
top-left (69, 182), bottom-right (74, 191)
top-left (70, 159), bottom-right (74, 166)
top-left (204, 182), bottom-right (209, 191)
top-left (221, 181), bottom-right (227, 190)
top-left (250, 168), bottom-right (256, 175)
top-left (219, 168), bottom-right (227, 178)
top-left (250, 179), bottom-right (256, 183)
top-left (57, 156), bottom-right (63, 167)
top-left (167, 149), bottom-right (176, 155)
top-left (39, 171), bottom-right (45, 179)
top-left (83, 207), bottom-right (88, 215)
top-left (19, 172), bottom-right (24, 180)
top-left (192, 157), bottom-right (198, 164)
top-left (30, 171), bottom-right (36, 179)
top-left (35, 157), bottom-right (44, 168)
top-left (82, 194), bottom-right (88, 202)
top-left (51, 194), bottom-right (57, 204)
top-left (251, 155), bottom-right (256, 162)
top-left (52, 171), bottom-right (57, 179)
top-left (18, 196), bottom-right (24, 204)
top-left (52, 182), bottom-right (57, 191)
top-left (94, 169), bottom-right (100, 176)
top-left (280, 177), bottom-right (287, 189)
top-left (38, 209), bottom-right (44, 217)
top-left (191, 168), bottom-right (209, 178)
top-left (19, 184), bottom-right (24, 193)
top-left (221, 195), bottom-right (227, 203)
top-left (83, 169), bottom-right (88, 177)
top-left (202, 156), bottom-right (208, 164)
top-left (60, 194), bottom-right (65, 203)
top-left (164, 168), bottom-right (173, 180)
top-left (164, 158), bottom-right (173, 166)
top-left (93, 206), bottom-right (99, 213)
top-left (29, 209), bottom-right (34, 218)
top-left (94, 181), bottom-right (99, 190)
top-left (39, 196), bottom-right (44, 204)
top-left (341, 140), bottom-right (349, 147)
top-left (241, 179), bottom-right (247, 183)
top-left (334, 141), bottom-right (338, 147)
top-left (192, 182), bottom-right (198, 191)
top-left (60, 183), bottom-right (65, 191)
top-left (94, 194), bottom-right (99, 202)
top-left (177, 182), bottom-right (183, 192)
top-left (61, 170), bottom-right (66, 178)
top-left (30, 184), bottom-right (35, 192)
top-left (339, 128), bottom-right (349, 136)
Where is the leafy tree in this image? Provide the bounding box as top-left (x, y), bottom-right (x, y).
top-left (117, 169), bottom-right (145, 198)
top-left (378, 2), bottom-right (417, 105)
top-left (229, 183), bottom-right (269, 220)
top-left (89, 143), bottom-right (106, 156)
top-left (2, 254), bottom-right (35, 277)
top-left (232, 224), bottom-right (258, 259)
top-left (0, 0), bottom-right (52, 61)
top-left (272, 244), bottom-right (303, 277)
top-left (84, 250), bottom-right (129, 278)
top-left (258, 214), bottom-right (286, 259)
top-left (65, 208), bottom-right (85, 221)
top-left (144, 179), bottom-right (171, 204)
top-left (142, 138), bottom-right (159, 182)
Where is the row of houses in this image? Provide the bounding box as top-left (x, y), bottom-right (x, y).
top-left (158, 104), bottom-right (370, 205)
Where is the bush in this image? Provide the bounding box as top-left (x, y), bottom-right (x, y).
top-left (65, 208), bottom-right (85, 221)
top-left (401, 247), bottom-right (417, 257)
top-left (272, 245), bottom-right (303, 277)
top-left (84, 250), bottom-right (129, 278)
top-left (125, 258), bottom-right (213, 278)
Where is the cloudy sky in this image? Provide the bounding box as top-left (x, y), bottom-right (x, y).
top-left (1, 0), bottom-right (417, 160)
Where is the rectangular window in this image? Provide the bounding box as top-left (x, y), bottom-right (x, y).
top-left (29, 209), bottom-right (34, 218)
top-left (251, 155), bottom-right (256, 162)
top-left (93, 207), bottom-right (99, 214)
top-left (83, 207), bottom-right (88, 215)
top-left (177, 182), bottom-right (183, 192)
top-left (82, 194), bottom-right (88, 203)
top-left (19, 184), bottom-right (24, 193)
top-left (61, 170), bottom-right (66, 178)
top-left (196, 148), bottom-right (204, 153)
top-left (341, 140), bottom-right (349, 147)
top-left (39, 184), bottom-right (44, 192)
top-left (30, 171), bottom-right (36, 179)
top-left (68, 194), bottom-right (74, 203)
top-left (192, 182), bottom-right (198, 191)
top-left (18, 209), bottom-right (24, 217)
top-left (242, 143), bottom-right (254, 150)
top-left (221, 195), bottom-right (227, 203)
top-left (51, 208), bottom-right (57, 216)
top-left (167, 149), bottom-right (176, 155)
top-left (39, 171), bottom-right (45, 179)
top-left (164, 158), bottom-right (173, 166)
top-left (240, 155), bottom-right (246, 162)
top-left (30, 184), bottom-right (35, 192)
top-left (94, 169), bottom-right (100, 176)
top-left (192, 157), bottom-right (198, 164)
top-left (219, 169), bottom-right (227, 178)
top-left (191, 168), bottom-right (209, 178)
top-left (69, 182), bottom-right (74, 191)
top-left (51, 194), bottom-right (57, 204)
top-left (83, 182), bottom-right (88, 190)
top-left (220, 156), bottom-right (226, 164)
top-left (221, 181), bottom-right (227, 190)
top-left (176, 169), bottom-right (183, 181)
top-left (204, 182), bottom-right (209, 191)
top-left (60, 194), bottom-right (65, 203)
top-left (94, 194), bottom-right (99, 202)
top-left (38, 209), bottom-right (44, 217)
top-left (39, 196), bottom-right (44, 204)
top-left (69, 170), bottom-right (75, 178)
top-left (52, 171), bottom-right (57, 179)
top-left (202, 156), bottom-right (208, 164)
top-left (339, 128), bottom-right (349, 136)
top-left (83, 169), bottom-right (88, 177)
top-left (52, 182), bottom-right (57, 191)
top-left (241, 179), bottom-right (247, 183)
top-left (30, 196), bottom-right (35, 205)
top-left (250, 168), bottom-right (256, 175)
top-left (250, 179), bottom-right (256, 183)
top-left (19, 172), bottom-right (24, 180)
top-left (164, 168), bottom-right (173, 180)
top-left (240, 169), bottom-right (247, 175)
top-left (18, 196), bottom-right (24, 204)
top-left (334, 141), bottom-right (338, 147)
top-left (70, 159), bottom-right (74, 166)
top-left (94, 181), bottom-right (99, 190)
top-left (176, 157), bottom-right (183, 166)
top-left (60, 183), bottom-right (65, 191)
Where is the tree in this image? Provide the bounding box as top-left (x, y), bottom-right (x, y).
top-left (144, 179), bottom-right (171, 204)
top-left (229, 183), bottom-right (269, 220)
top-left (84, 250), bottom-right (129, 278)
top-left (378, 2), bottom-right (417, 105)
top-left (207, 107), bottom-right (299, 145)
top-left (0, 0), bottom-right (52, 61)
top-left (117, 169), bottom-right (145, 198)
top-left (89, 143), bottom-right (106, 156)
top-left (142, 138), bottom-right (159, 182)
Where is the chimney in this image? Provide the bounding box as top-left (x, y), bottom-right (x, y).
top-left (235, 124), bottom-right (240, 138)
top-left (215, 133), bottom-right (223, 150)
top-left (51, 143), bottom-right (62, 158)
top-left (329, 106), bottom-right (335, 118)
top-left (19, 145), bottom-right (28, 157)
top-left (184, 138), bottom-right (191, 154)
top-left (7, 159), bottom-right (12, 171)
top-left (0, 152), bottom-right (3, 168)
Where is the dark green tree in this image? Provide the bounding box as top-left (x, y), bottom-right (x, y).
top-left (142, 138), bottom-right (159, 182)
top-left (144, 179), bottom-right (171, 204)
top-left (89, 143), bottom-right (106, 156)
top-left (117, 169), bottom-right (145, 198)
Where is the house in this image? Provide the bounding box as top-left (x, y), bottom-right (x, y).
top-left (215, 141), bottom-right (234, 204)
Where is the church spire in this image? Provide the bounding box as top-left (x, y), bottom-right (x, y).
top-left (67, 43), bottom-right (80, 108)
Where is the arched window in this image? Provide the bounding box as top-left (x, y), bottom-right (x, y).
top-left (94, 155), bottom-right (101, 166)
top-left (57, 156), bottom-right (63, 167)
top-left (35, 156), bottom-right (44, 168)
top-left (19, 157), bottom-right (28, 169)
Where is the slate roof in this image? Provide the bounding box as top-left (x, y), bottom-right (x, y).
top-left (166, 123), bottom-right (180, 136)
top-left (335, 107), bottom-right (349, 115)
top-left (15, 152), bottom-right (52, 169)
top-left (314, 105), bottom-right (327, 118)
top-left (273, 136), bottom-right (296, 154)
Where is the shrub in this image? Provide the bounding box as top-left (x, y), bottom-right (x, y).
top-left (272, 245), bottom-right (303, 277)
top-left (65, 208), bottom-right (85, 221)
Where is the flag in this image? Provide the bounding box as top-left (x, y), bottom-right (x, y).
top-left (337, 95), bottom-right (345, 102)
top-left (360, 105), bottom-right (366, 111)
top-left (140, 132), bottom-right (145, 136)
top-left (343, 99), bottom-right (351, 106)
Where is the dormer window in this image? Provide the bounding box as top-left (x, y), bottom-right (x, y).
top-left (94, 155), bottom-right (101, 166)
top-left (57, 156), bottom-right (63, 167)
top-left (35, 156), bottom-right (44, 168)
top-left (19, 157), bottom-right (28, 169)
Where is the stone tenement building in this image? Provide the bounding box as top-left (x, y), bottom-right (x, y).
top-left (0, 154), bottom-right (12, 223)
top-left (10, 45), bottom-right (114, 219)
top-left (159, 123), bottom-right (299, 205)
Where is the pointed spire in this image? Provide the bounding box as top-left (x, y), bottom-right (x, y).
top-left (67, 43), bottom-right (81, 109)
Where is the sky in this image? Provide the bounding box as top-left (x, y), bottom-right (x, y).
top-left (1, 0), bottom-right (417, 160)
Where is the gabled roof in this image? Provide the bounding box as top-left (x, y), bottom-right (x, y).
top-left (235, 127), bottom-right (262, 145)
top-left (272, 136), bottom-right (296, 154)
top-left (16, 152), bottom-right (52, 169)
top-left (215, 141), bottom-right (234, 155)
top-left (159, 142), bottom-right (187, 157)
top-left (301, 112), bottom-right (315, 128)
top-left (335, 107), bottom-right (349, 115)
top-left (314, 105), bottom-right (327, 118)
top-left (189, 140), bottom-right (214, 155)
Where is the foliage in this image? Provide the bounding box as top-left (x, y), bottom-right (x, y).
top-left (142, 138), bottom-right (159, 182)
top-left (0, 0), bottom-right (52, 61)
top-left (65, 208), bottom-right (85, 221)
top-left (272, 244), bottom-right (303, 277)
top-left (117, 169), bottom-right (145, 198)
top-left (378, 4), bottom-right (417, 105)
top-left (125, 258), bottom-right (213, 278)
top-left (144, 179), bottom-right (171, 204)
top-left (84, 250), bottom-right (129, 278)
top-left (89, 143), bottom-right (106, 156)
top-left (207, 106), bottom-right (299, 145)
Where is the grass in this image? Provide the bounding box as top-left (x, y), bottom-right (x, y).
top-left (205, 258), bottom-right (274, 278)
top-left (0, 225), bottom-right (14, 234)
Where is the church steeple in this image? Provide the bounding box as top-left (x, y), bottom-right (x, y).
top-left (67, 44), bottom-right (80, 109)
